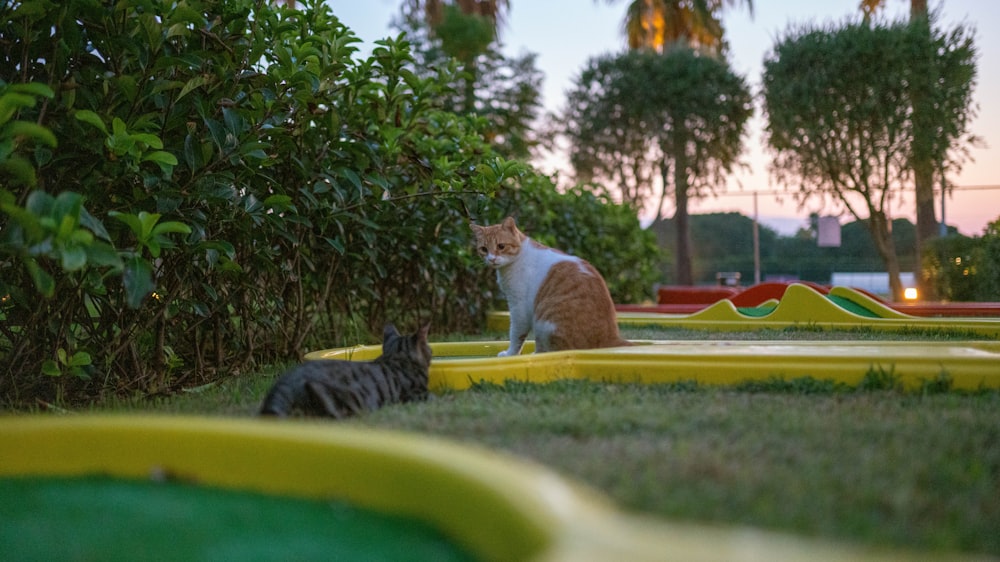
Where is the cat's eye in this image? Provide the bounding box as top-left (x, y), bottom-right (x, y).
top-left (497, 243), bottom-right (506, 250)
top-left (479, 246), bottom-right (488, 254)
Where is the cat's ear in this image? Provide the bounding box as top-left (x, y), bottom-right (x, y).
top-left (412, 323), bottom-right (433, 361)
top-left (383, 324), bottom-right (400, 341)
top-left (501, 216), bottom-right (517, 230)
top-left (469, 222), bottom-right (482, 234)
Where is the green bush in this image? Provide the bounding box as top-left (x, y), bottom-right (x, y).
top-left (923, 220), bottom-right (1000, 302)
top-left (922, 218), bottom-right (1000, 302)
top-left (0, 0), bottom-right (512, 404)
top-left (923, 233), bottom-right (980, 301)
top-left (0, 0), bottom-right (654, 406)
top-left (976, 218), bottom-right (1000, 301)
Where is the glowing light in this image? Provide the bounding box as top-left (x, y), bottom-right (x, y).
top-left (903, 288), bottom-right (918, 300)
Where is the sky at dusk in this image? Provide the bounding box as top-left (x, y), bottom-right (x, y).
top-left (326, 0), bottom-right (999, 237)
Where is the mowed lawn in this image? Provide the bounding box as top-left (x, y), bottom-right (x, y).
top-left (107, 326), bottom-right (1000, 557)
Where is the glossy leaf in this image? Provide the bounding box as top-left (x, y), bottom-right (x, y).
top-left (74, 110), bottom-right (108, 134)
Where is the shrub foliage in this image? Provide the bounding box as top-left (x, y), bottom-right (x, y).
top-left (0, 0), bottom-right (656, 406)
top-left (924, 220), bottom-right (1000, 302)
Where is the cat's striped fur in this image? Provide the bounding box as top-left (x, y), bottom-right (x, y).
top-left (471, 216), bottom-right (630, 355)
top-left (258, 324), bottom-right (432, 418)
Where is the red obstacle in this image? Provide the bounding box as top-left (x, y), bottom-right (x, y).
top-left (656, 285), bottom-right (738, 305)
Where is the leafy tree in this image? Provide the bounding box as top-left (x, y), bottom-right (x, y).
top-left (861, 1), bottom-right (963, 299)
top-left (559, 48), bottom-right (752, 284)
top-left (762, 17), bottom-right (977, 300)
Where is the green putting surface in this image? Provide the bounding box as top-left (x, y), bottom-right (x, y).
top-left (0, 476), bottom-right (476, 562)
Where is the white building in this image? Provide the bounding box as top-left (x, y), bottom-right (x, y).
top-left (830, 272), bottom-right (916, 298)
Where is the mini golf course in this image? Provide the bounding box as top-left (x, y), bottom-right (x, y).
top-left (4, 282), bottom-right (997, 560)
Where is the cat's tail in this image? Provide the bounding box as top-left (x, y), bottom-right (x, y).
top-left (593, 336), bottom-right (634, 349)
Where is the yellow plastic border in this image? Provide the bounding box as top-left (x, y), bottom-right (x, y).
top-left (308, 340), bottom-right (1000, 391)
top-left (0, 416), bottom-right (932, 561)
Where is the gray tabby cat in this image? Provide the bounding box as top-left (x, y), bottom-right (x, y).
top-left (258, 324), bottom-right (432, 418)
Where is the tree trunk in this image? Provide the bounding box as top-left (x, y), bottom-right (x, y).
top-left (914, 164), bottom-right (937, 298)
top-left (910, 0), bottom-right (936, 300)
top-left (672, 135), bottom-right (693, 285)
top-left (868, 211), bottom-right (905, 301)
top-left (655, 157), bottom-right (670, 223)
top-left (673, 188), bottom-right (693, 285)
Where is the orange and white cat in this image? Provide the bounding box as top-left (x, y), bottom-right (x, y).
top-left (470, 216), bottom-right (630, 355)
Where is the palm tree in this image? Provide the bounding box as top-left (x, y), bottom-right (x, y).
top-left (861, 0), bottom-right (937, 299)
top-left (861, 0), bottom-right (928, 21)
top-left (603, 0), bottom-right (753, 54)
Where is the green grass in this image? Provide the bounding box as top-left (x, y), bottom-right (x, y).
top-left (352, 382), bottom-right (1000, 555)
top-left (85, 326), bottom-right (1000, 556)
